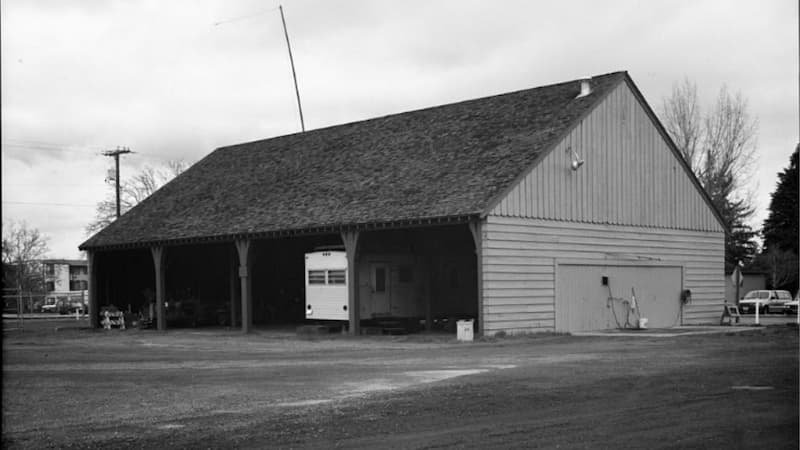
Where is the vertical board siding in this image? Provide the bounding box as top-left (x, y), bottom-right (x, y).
top-left (481, 216), bottom-right (725, 334)
top-left (491, 82), bottom-right (721, 233)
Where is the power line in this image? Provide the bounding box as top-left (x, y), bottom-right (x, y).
top-left (2, 201), bottom-right (96, 208)
top-left (2, 142), bottom-right (103, 156)
top-left (2, 183), bottom-right (98, 187)
top-left (213, 6), bottom-right (279, 26)
top-left (3, 138), bottom-right (107, 151)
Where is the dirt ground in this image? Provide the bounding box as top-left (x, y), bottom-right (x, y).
top-left (2, 319), bottom-right (798, 449)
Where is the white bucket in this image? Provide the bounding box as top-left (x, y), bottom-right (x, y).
top-left (638, 318), bottom-right (648, 329)
top-left (456, 319), bottom-right (474, 341)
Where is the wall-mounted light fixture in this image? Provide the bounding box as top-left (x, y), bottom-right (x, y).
top-left (567, 146), bottom-right (585, 171)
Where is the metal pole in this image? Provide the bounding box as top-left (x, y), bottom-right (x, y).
top-left (115, 153), bottom-right (121, 218)
top-left (279, 5), bottom-right (305, 132)
top-left (17, 287), bottom-right (23, 330)
top-left (754, 300), bottom-right (760, 325)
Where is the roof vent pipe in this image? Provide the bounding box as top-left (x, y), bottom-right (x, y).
top-left (575, 77), bottom-right (592, 99)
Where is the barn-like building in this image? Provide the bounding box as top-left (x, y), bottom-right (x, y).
top-left (79, 71), bottom-right (726, 335)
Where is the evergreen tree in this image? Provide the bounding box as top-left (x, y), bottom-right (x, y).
top-left (756, 145), bottom-right (799, 292)
top-left (762, 145), bottom-right (798, 254)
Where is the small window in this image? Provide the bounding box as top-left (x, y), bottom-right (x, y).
top-left (308, 270), bottom-right (326, 285)
top-left (398, 266), bottom-right (413, 283)
top-left (328, 270), bottom-right (346, 285)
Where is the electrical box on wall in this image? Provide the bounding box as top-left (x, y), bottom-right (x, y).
top-left (601, 276), bottom-right (608, 286)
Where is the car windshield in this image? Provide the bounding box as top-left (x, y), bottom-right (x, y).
top-left (776, 291), bottom-right (792, 300)
top-left (743, 291), bottom-right (767, 299)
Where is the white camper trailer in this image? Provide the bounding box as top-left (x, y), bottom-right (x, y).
top-left (304, 250), bottom-right (348, 321)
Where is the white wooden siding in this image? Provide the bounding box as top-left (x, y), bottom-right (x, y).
top-left (480, 216), bottom-right (725, 334)
top-left (491, 81), bottom-right (722, 233)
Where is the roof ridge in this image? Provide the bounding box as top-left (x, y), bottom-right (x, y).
top-left (219, 71), bottom-right (628, 152)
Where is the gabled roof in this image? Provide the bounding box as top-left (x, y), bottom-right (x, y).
top-left (80, 71), bottom-right (627, 251)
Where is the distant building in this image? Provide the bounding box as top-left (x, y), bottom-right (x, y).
top-left (725, 270), bottom-right (767, 303)
top-left (43, 259), bottom-right (89, 293)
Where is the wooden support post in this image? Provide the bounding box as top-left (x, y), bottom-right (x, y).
top-left (425, 254), bottom-right (433, 333)
top-left (229, 250), bottom-right (238, 328)
top-left (87, 251), bottom-right (100, 328)
top-left (235, 239), bottom-right (253, 334)
top-left (424, 237), bottom-right (437, 333)
top-left (468, 221), bottom-right (484, 337)
top-left (151, 246), bottom-right (166, 331)
top-left (341, 230), bottom-right (360, 335)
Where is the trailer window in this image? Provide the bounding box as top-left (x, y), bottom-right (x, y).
top-left (308, 270), bottom-right (326, 285)
top-left (328, 270), bottom-right (346, 285)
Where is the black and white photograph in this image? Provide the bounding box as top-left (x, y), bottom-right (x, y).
top-left (2, 1), bottom-right (798, 448)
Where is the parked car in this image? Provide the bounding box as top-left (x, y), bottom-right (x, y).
top-left (41, 297), bottom-right (59, 313)
top-left (738, 290), bottom-right (793, 314)
top-left (783, 294), bottom-right (798, 315)
top-left (57, 297), bottom-right (87, 315)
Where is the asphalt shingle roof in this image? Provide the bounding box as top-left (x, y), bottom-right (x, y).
top-left (80, 71), bottom-right (627, 250)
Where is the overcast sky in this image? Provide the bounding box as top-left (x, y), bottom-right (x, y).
top-left (1, 0), bottom-right (797, 258)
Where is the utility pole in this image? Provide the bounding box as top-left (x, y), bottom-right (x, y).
top-left (103, 147), bottom-right (132, 218)
top-left (279, 5), bottom-right (305, 132)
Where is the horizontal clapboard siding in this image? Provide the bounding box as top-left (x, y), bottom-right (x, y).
top-left (491, 81), bottom-right (722, 233)
top-left (480, 216), bottom-right (725, 334)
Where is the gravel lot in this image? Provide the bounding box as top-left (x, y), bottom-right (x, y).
top-left (2, 319), bottom-right (798, 449)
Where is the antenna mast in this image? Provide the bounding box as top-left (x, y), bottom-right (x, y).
top-left (279, 5), bottom-right (305, 132)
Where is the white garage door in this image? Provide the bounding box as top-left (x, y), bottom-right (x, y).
top-left (556, 264), bottom-right (683, 332)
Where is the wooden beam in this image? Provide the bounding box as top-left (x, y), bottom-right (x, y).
top-left (151, 246), bottom-right (166, 331)
top-left (235, 239), bottom-right (252, 333)
top-left (229, 248), bottom-right (238, 328)
top-left (425, 249), bottom-right (434, 333)
top-left (341, 230), bottom-right (360, 335)
top-left (468, 221), bottom-right (484, 337)
top-left (87, 251), bottom-right (99, 328)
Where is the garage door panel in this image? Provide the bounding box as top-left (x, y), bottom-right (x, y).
top-left (556, 265), bottom-right (682, 332)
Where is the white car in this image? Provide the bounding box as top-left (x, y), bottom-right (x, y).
top-left (783, 294), bottom-right (798, 315)
top-left (738, 290), bottom-right (793, 314)
top-left (41, 297), bottom-right (58, 313)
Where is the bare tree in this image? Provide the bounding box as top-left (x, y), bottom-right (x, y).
top-left (700, 86), bottom-right (758, 199)
top-left (661, 78), bottom-right (702, 171)
top-left (660, 80), bottom-right (759, 271)
top-left (2, 220), bottom-right (50, 292)
top-left (86, 160), bottom-right (189, 235)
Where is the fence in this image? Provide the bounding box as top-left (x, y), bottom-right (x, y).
top-left (2, 289), bottom-right (88, 315)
